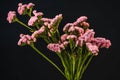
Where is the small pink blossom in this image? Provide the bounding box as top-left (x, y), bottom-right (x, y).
top-left (38, 26), bottom-right (45, 34)
top-left (41, 18), bottom-right (52, 22)
top-left (31, 26), bottom-right (45, 38)
top-left (47, 43), bottom-right (61, 53)
top-left (74, 26), bottom-right (84, 35)
top-left (68, 26), bottom-right (75, 32)
top-left (17, 3), bottom-right (27, 15)
top-left (28, 16), bottom-right (38, 26)
top-left (73, 16), bottom-right (88, 25)
top-left (61, 34), bottom-right (68, 42)
top-left (31, 31), bottom-right (39, 38)
top-left (27, 3), bottom-right (35, 9)
top-left (86, 43), bottom-right (99, 56)
top-left (81, 22), bottom-right (89, 28)
top-left (63, 23), bottom-right (73, 32)
top-left (82, 29), bottom-right (95, 42)
top-left (33, 10), bottom-right (43, 17)
top-left (67, 35), bottom-right (77, 40)
top-left (7, 11), bottom-right (16, 23)
top-left (93, 37), bottom-right (111, 48)
top-left (48, 14), bottom-right (62, 29)
top-left (62, 41), bottom-right (69, 46)
top-left (76, 38), bottom-right (84, 47)
top-left (18, 34), bottom-right (36, 46)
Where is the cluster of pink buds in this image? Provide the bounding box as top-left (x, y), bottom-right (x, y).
top-left (18, 34), bottom-right (36, 46)
top-left (7, 11), bottom-right (16, 23)
top-left (6, 2), bottom-right (111, 56)
top-left (18, 3), bottom-right (35, 15)
top-left (28, 10), bottom-right (43, 26)
top-left (47, 16), bottom-right (111, 56)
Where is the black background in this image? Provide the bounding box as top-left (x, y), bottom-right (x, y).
top-left (0, 0), bottom-right (119, 80)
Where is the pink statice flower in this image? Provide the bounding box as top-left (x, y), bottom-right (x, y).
top-left (7, 11), bottom-right (16, 23)
top-left (73, 16), bottom-right (88, 26)
top-left (33, 10), bottom-right (43, 17)
top-left (63, 23), bottom-right (73, 32)
top-left (48, 14), bottom-right (62, 29)
top-left (93, 37), bottom-right (111, 48)
top-left (41, 18), bottom-right (52, 22)
top-left (76, 38), bottom-right (84, 47)
top-left (18, 34), bottom-right (36, 46)
top-left (47, 43), bottom-right (61, 53)
top-left (67, 35), bottom-right (77, 40)
top-left (86, 43), bottom-right (99, 56)
top-left (28, 16), bottom-right (38, 26)
top-left (61, 34), bottom-right (68, 42)
top-left (74, 26), bottom-right (84, 35)
top-left (31, 26), bottom-right (45, 38)
top-left (31, 31), bottom-right (39, 39)
top-left (68, 26), bottom-right (75, 32)
top-left (80, 21), bottom-right (90, 28)
top-left (27, 3), bottom-right (35, 9)
top-left (17, 3), bottom-right (27, 15)
top-left (81, 29), bottom-right (95, 42)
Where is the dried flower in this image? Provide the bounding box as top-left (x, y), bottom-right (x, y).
top-left (47, 43), bottom-right (61, 53)
top-left (17, 3), bottom-right (27, 15)
top-left (28, 16), bottom-right (38, 26)
top-left (33, 10), bottom-right (43, 17)
top-left (86, 43), bottom-right (99, 56)
top-left (7, 11), bottom-right (16, 23)
top-left (18, 34), bottom-right (36, 46)
top-left (27, 3), bottom-right (35, 9)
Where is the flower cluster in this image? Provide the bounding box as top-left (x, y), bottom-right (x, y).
top-left (18, 34), bottom-right (36, 46)
top-left (7, 2), bottom-right (111, 80)
top-left (47, 16), bottom-right (111, 56)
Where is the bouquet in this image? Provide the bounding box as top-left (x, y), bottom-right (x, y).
top-left (7, 2), bottom-right (111, 80)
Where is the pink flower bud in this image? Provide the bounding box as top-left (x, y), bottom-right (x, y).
top-left (73, 16), bottom-right (88, 26)
top-left (33, 10), bottom-right (43, 17)
top-left (75, 26), bottom-right (84, 35)
top-left (7, 11), bottom-right (16, 23)
top-left (61, 34), bottom-right (68, 42)
top-left (27, 3), bottom-right (35, 9)
top-left (82, 29), bottom-right (95, 42)
top-left (63, 23), bottom-right (73, 31)
top-left (67, 35), bottom-right (77, 40)
top-left (47, 43), bottom-right (61, 53)
top-left (93, 37), bottom-right (111, 48)
top-left (86, 43), bottom-right (99, 56)
top-left (17, 3), bottom-right (27, 15)
top-left (28, 16), bottom-right (38, 26)
top-left (68, 26), bottom-right (75, 32)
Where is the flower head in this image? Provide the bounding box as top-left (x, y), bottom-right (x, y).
top-left (17, 3), bottom-right (27, 15)
top-left (33, 10), bottom-right (43, 17)
top-left (93, 37), bottom-right (111, 48)
top-left (86, 43), bottom-right (99, 56)
top-left (27, 3), bottom-right (35, 9)
top-left (47, 43), bottom-right (61, 53)
top-left (7, 11), bottom-right (16, 23)
top-left (73, 16), bottom-right (88, 26)
top-left (18, 34), bottom-right (36, 46)
top-left (28, 16), bottom-right (38, 26)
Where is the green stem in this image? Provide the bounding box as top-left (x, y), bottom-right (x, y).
top-left (15, 19), bottom-right (34, 32)
top-left (36, 24), bottom-right (40, 29)
top-left (81, 55), bottom-right (93, 76)
top-left (58, 53), bottom-right (70, 80)
top-left (30, 43), bottom-right (65, 77)
top-left (78, 53), bottom-right (91, 80)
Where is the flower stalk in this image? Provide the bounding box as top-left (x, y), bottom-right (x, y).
top-left (30, 43), bottom-right (65, 77)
